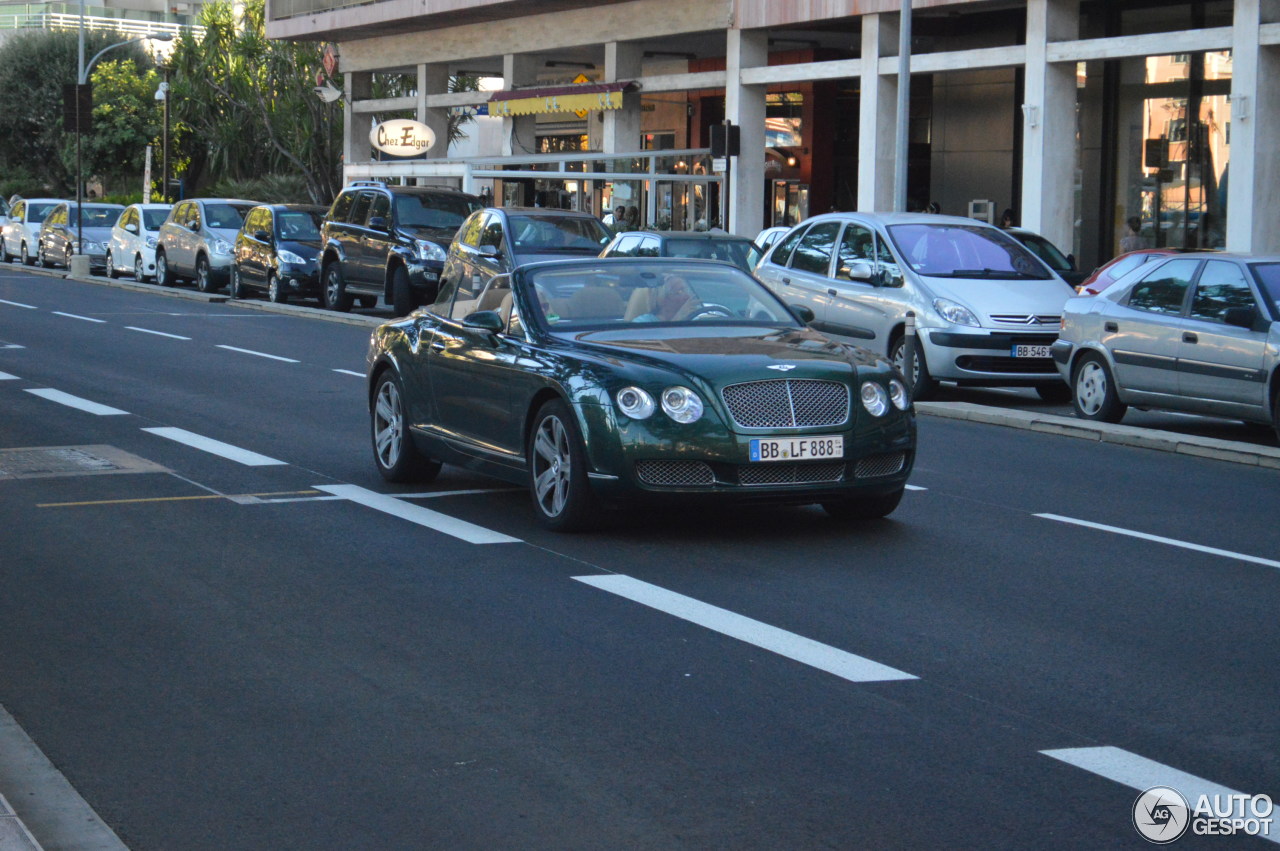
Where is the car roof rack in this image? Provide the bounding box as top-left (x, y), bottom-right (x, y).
top-left (347, 181), bottom-right (387, 188)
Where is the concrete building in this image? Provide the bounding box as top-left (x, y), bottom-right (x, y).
top-left (266, 0), bottom-right (1280, 272)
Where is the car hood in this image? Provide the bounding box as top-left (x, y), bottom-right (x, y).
top-left (918, 275), bottom-right (1075, 321)
top-left (207, 227), bottom-right (242, 242)
top-left (399, 225), bottom-right (457, 245)
top-left (72, 226), bottom-right (113, 242)
top-left (279, 239), bottom-right (321, 256)
top-left (556, 324), bottom-right (882, 385)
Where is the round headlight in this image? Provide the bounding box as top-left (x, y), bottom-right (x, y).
top-left (615, 386), bottom-right (655, 420)
top-left (212, 239), bottom-right (232, 255)
top-left (889, 378), bottom-right (910, 411)
top-left (861, 381), bottom-right (889, 417)
top-left (661, 386), bottom-right (704, 424)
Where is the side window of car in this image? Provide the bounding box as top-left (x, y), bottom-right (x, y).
top-left (876, 235), bottom-right (904, 286)
top-left (189, 205), bottom-right (202, 231)
top-left (329, 192), bottom-right (354, 224)
top-left (834, 224), bottom-right (875, 281)
top-left (368, 193), bottom-right (391, 225)
top-left (430, 276), bottom-right (459, 317)
top-left (1189, 261), bottom-right (1257, 323)
top-left (12, 202), bottom-right (23, 221)
top-left (770, 225), bottom-right (807, 267)
top-left (458, 211), bottom-right (485, 247)
top-left (789, 221), bottom-right (840, 276)
top-left (612, 235), bottom-right (641, 257)
top-left (479, 216), bottom-right (504, 249)
top-left (447, 275), bottom-right (482, 322)
top-left (637, 236), bottom-right (661, 257)
top-left (1126, 258), bottom-right (1200, 315)
top-left (348, 192), bottom-right (373, 227)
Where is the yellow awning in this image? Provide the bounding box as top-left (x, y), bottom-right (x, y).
top-left (490, 89), bottom-right (624, 117)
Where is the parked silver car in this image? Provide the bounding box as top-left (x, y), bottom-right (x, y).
top-left (754, 212), bottom-right (1076, 400)
top-left (1, 198), bottom-right (67, 266)
top-left (154, 198), bottom-right (258, 292)
top-left (38, 202), bottom-right (124, 271)
top-left (1052, 253), bottom-right (1280, 440)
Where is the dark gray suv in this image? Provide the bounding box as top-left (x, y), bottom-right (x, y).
top-left (319, 182), bottom-right (481, 315)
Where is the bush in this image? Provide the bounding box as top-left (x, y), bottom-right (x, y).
top-left (204, 174), bottom-right (314, 205)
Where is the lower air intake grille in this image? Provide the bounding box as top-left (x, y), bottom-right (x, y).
top-left (737, 462), bottom-right (846, 486)
top-left (854, 452), bottom-right (906, 479)
top-left (635, 460), bottom-right (715, 487)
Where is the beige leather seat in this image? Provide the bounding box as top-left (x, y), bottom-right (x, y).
top-left (567, 286), bottom-right (624, 320)
top-left (624, 287), bottom-right (657, 320)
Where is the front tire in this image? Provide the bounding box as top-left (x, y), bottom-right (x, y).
top-left (391, 265), bottom-right (416, 316)
top-left (20, 242), bottom-right (34, 266)
top-left (38, 243), bottom-right (51, 268)
top-left (822, 488), bottom-right (905, 521)
top-left (195, 255), bottom-right (217, 293)
top-left (229, 265), bottom-right (244, 299)
top-left (323, 263), bottom-right (353, 312)
top-left (890, 334), bottom-right (939, 401)
top-left (371, 371), bottom-right (441, 483)
top-left (134, 254), bottom-right (148, 282)
top-left (155, 251), bottom-right (174, 286)
top-left (267, 274), bottom-right (287, 304)
top-left (527, 399), bottom-right (598, 532)
top-left (106, 251), bottom-right (119, 278)
top-left (1072, 353), bottom-right (1127, 423)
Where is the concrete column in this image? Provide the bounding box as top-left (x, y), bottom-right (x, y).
top-left (858, 14), bottom-right (899, 212)
top-left (1021, 0), bottom-right (1079, 249)
top-left (344, 71), bottom-right (373, 176)
top-left (1227, 0), bottom-right (1280, 252)
top-left (417, 63), bottom-right (450, 159)
top-left (502, 53), bottom-right (539, 158)
top-left (724, 28), bottom-right (767, 237)
top-left (603, 42), bottom-right (643, 153)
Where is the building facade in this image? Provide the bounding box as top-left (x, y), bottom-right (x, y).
top-left (266, 0), bottom-right (1280, 272)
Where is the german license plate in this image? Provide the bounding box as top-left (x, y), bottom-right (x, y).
top-left (750, 435), bottom-right (843, 462)
top-left (1012, 344), bottom-right (1051, 358)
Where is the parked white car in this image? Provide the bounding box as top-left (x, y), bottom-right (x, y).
top-left (106, 203), bottom-right (173, 282)
top-left (754, 212), bottom-right (1077, 400)
top-left (2, 198), bottom-right (67, 266)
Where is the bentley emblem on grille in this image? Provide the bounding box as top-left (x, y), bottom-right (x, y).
top-left (767, 364), bottom-right (798, 371)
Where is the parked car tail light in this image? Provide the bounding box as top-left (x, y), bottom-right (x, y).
top-left (661, 386), bottom-right (703, 423)
top-left (861, 382), bottom-right (889, 417)
top-left (615, 386), bottom-right (655, 420)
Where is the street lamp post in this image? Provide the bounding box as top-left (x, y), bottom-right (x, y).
top-left (73, 9), bottom-right (172, 276)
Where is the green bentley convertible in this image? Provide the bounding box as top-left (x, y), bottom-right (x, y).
top-left (366, 258), bottom-right (917, 531)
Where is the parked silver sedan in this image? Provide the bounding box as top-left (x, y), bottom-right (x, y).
top-left (1051, 253), bottom-right (1280, 440)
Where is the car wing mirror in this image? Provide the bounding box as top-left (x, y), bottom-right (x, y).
top-left (254, 230), bottom-right (272, 243)
top-left (788, 303), bottom-right (816, 324)
top-left (367, 216), bottom-right (389, 232)
top-left (1067, 252), bottom-right (1078, 271)
top-left (839, 261), bottom-right (876, 283)
top-left (1222, 306), bottom-right (1257, 329)
top-left (478, 244), bottom-right (501, 258)
top-left (124, 223), bottom-right (139, 234)
top-left (461, 309), bottom-right (504, 333)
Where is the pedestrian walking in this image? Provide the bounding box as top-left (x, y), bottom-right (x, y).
top-left (1119, 216), bottom-right (1144, 254)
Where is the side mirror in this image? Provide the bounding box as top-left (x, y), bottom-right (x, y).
top-left (462, 309), bottom-right (504, 332)
top-left (1067, 253), bottom-right (1078, 271)
top-left (789, 303), bottom-right (816, 324)
top-left (367, 216), bottom-right (389, 231)
top-left (840, 261), bottom-right (876, 283)
top-left (1222, 306), bottom-right (1257, 329)
top-left (478, 244), bottom-right (501, 258)
top-left (254, 230), bottom-right (271, 243)
top-left (124, 222), bottom-right (139, 235)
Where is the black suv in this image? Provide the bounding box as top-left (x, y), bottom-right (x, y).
top-left (320, 182), bottom-right (482, 315)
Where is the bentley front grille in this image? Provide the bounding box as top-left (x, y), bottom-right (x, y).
top-left (720, 379), bottom-right (850, 429)
top-left (737, 461), bottom-right (846, 486)
top-left (854, 452), bottom-right (906, 479)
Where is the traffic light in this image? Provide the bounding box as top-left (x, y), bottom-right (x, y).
top-left (710, 122), bottom-right (740, 157)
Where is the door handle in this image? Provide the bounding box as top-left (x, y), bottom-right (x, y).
top-left (429, 340), bottom-right (446, 352)
top-left (781, 277), bottom-right (791, 285)
top-left (1183, 332), bottom-right (1198, 344)
top-left (1104, 322), bottom-right (1118, 332)
top-left (827, 288), bottom-right (837, 297)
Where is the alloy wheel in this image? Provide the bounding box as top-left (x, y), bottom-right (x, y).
top-left (531, 415), bottom-right (572, 518)
top-left (373, 379), bottom-right (404, 470)
top-left (134, 255), bottom-right (145, 281)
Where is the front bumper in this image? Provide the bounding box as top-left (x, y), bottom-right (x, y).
top-left (922, 328), bottom-right (1062, 385)
top-left (278, 263), bottom-right (321, 295)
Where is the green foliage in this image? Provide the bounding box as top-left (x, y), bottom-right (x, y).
top-left (205, 173), bottom-right (313, 205)
top-left (0, 29), bottom-right (151, 193)
top-left (83, 59), bottom-right (161, 195)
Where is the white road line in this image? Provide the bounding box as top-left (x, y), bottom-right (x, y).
top-left (1036, 513), bottom-right (1280, 570)
top-left (315, 484), bottom-right (521, 544)
top-left (574, 574), bottom-right (918, 683)
top-left (0, 299), bottom-right (37, 309)
top-left (333, 369), bottom-right (363, 377)
top-left (25, 388), bottom-right (128, 416)
top-left (395, 488), bottom-right (524, 499)
top-left (216, 345), bottom-right (300, 363)
top-left (1042, 746), bottom-right (1279, 845)
top-left (0, 371), bottom-right (17, 380)
top-left (1, 343), bottom-right (24, 349)
top-left (127, 326), bottom-right (191, 340)
top-left (52, 311), bottom-right (106, 323)
top-left (142, 427), bottom-right (286, 466)
top-left (905, 484), bottom-right (926, 491)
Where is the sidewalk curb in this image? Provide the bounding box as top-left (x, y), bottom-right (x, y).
top-left (915, 401), bottom-right (1280, 470)
top-left (0, 793), bottom-right (43, 851)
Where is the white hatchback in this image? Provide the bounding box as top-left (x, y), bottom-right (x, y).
top-left (2, 198), bottom-right (68, 266)
top-left (106, 203), bottom-right (173, 281)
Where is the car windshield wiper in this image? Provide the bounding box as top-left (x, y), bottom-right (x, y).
top-left (931, 268), bottom-right (1043, 280)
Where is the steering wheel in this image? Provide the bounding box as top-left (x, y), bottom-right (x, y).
top-left (687, 303), bottom-right (734, 321)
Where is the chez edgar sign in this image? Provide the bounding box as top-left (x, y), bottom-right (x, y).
top-left (369, 119), bottom-right (437, 157)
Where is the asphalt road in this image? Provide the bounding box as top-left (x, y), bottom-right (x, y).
top-left (1, 268), bottom-right (1277, 849)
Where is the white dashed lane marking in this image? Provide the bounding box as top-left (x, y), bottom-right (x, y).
top-left (574, 574), bottom-right (918, 683)
top-left (315, 484), bottom-right (521, 544)
top-left (142, 427), bottom-right (287, 466)
top-left (0, 371), bottom-right (17, 380)
top-left (216, 345), bottom-right (300, 363)
top-left (52, 311), bottom-right (106, 323)
top-left (25, 388), bottom-right (128, 416)
top-left (333, 369), bottom-right (363, 377)
top-left (0, 299), bottom-right (37, 309)
top-left (127, 326), bottom-right (191, 341)
top-left (1037, 513), bottom-right (1280, 571)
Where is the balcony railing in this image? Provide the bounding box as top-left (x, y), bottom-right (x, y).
top-left (0, 11), bottom-right (202, 38)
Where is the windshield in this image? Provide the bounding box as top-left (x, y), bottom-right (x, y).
top-left (395, 194), bottom-right (480, 230)
top-left (663, 237), bottom-right (754, 271)
top-left (509, 215), bottom-right (610, 252)
top-left (888, 223), bottom-right (1052, 279)
top-left (27, 202), bottom-right (57, 223)
top-left (521, 261), bottom-right (800, 331)
top-left (205, 203), bottom-right (253, 230)
top-left (142, 208), bottom-right (170, 230)
top-left (275, 210), bottom-right (323, 241)
top-left (74, 205), bottom-right (122, 227)
top-left (1014, 232), bottom-right (1072, 272)
top-left (1250, 262), bottom-right (1280, 320)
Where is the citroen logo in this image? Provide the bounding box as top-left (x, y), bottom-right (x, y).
top-left (767, 364), bottom-right (798, 371)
